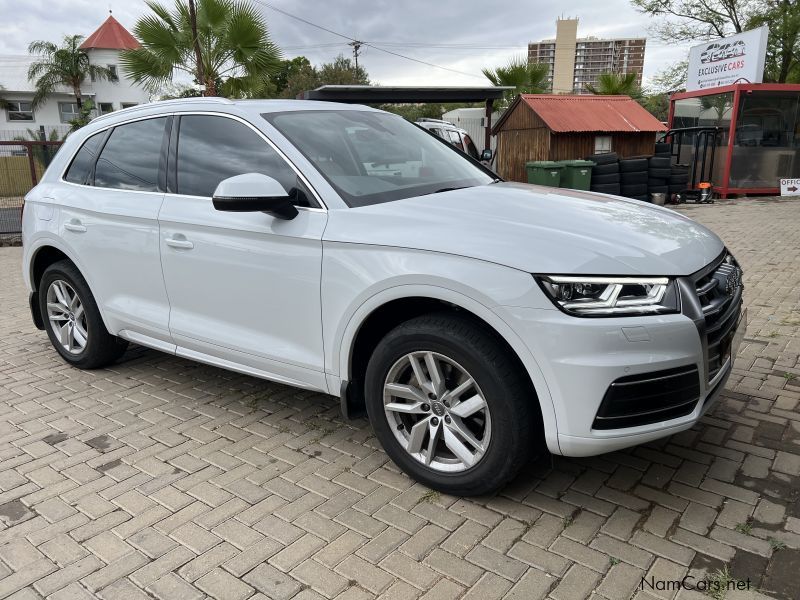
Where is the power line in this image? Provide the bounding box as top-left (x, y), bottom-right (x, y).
top-left (251, 0), bottom-right (487, 79)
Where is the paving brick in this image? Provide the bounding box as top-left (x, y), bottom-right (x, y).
top-left (503, 567), bottom-right (553, 600)
top-left (466, 544), bottom-right (527, 581)
top-left (243, 563), bottom-right (302, 600)
top-left (196, 567), bottom-right (255, 600)
top-left (462, 572), bottom-right (513, 600)
top-left (335, 555), bottom-right (394, 594)
top-left (423, 548), bottom-right (483, 586)
top-left (551, 563), bottom-right (601, 600)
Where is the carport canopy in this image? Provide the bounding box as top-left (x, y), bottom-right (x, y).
top-left (298, 85), bottom-right (514, 150)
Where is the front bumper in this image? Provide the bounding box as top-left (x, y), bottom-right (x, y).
top-left (502, 264), bottom-right (745, 457)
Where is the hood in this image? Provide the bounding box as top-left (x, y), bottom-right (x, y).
top-left (323, 182), bottom-right (724, 276)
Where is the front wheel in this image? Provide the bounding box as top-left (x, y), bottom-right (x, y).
top-left (39, 260), bottom-right (128, 369)
top-left (364, 313), bottom-right (538, 496)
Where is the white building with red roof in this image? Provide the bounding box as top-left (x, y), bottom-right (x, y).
top-left (0, 14), bottom-right (151, 137)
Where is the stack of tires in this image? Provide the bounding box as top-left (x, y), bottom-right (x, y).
top-left (618, 156), bottom-right (649, 201)
top-left (647, 142), bottom-right (671, 198)
top-left (586, 152), bottom-right (620, 196)
top-left (668, 165), bottom-right (690, 197)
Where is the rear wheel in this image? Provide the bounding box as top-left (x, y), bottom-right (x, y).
top-left (364, 313), bottom-right (537, 496)
top-left (39, 260), bottom-right (128, 369)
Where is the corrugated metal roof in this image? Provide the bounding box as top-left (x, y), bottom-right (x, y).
top-left (496, 94), bottom-right (666, 133)
top-left (80, 15), bottom-right (140, 51)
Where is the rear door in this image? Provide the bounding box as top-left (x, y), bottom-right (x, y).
top-left (58, 116), bottom-right (173, 344)
top-left (157, 113), bottom-right (328, 390)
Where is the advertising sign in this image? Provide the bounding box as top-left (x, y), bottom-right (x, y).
top-left (780, 178), bottom-right (800, 196)
top-left (686, 26), bottom-right (768, 91)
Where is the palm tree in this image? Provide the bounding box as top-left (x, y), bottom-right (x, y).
top-left (120, 0), bottom-right (281, 98)
top-left (482, 57), bottom-right (550, 107)
top-left (585, 72), bottom-right (641, 97)
top-left (28, 35), bottom-right (117, 109)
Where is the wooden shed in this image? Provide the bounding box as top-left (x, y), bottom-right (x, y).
top-left (492, 94), bottom-right (666, 182)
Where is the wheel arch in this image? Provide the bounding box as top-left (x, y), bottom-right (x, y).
top-left (338, 285), bottom-right (559, 453)
top-left (27, 240), bottom-right (114, 334)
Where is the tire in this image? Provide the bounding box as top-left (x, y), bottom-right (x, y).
top-left (619, 158), bottom-right (648, 172)
top-left (654, 142), bottom-right (671, 155)
top-left (591, 183), bottom-right (621, 195)
top-left (669, 174), bottom-right (689, 185)
top-left (621, 183), bottom-right (648, 196)
top-left (648, 185), bottom-right (668, 194)
top-left (648, 156), bottom-right (671, 169)
top-left (649, 168), bottom-right (672, 179)
top-left (669, 183), bottom-right (687, 194)
top-left (364, 313), bottom-right (537, 496)
top-left (591, 172), bottom-right (620, 185)
top-left (671, 165), bottom-right (689, 174)
top-left (591, 162), bottom-right (619, 176)
top-left (648, 178), bottom-right (667, 187)
top-left (38, 260), bottom-right (128, 369)
top-left (620, 171), bottom-right (648, 185)
top-left (631, 195), bottom-right (651, 202)
top-left (586, 152), bottom-right (618, 165)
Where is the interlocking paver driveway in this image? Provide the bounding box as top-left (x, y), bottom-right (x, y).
top-left (1, 198), bottom-right (799, 600)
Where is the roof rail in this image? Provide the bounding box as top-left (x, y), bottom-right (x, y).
top-left (91, 97), bottom-right (235, 124)
top-left (416, 118), bottom-right (455, 126)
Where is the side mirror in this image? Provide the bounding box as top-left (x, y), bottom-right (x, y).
top-left (480, 149), bottom-right (493, 161)
top-left (212, 173), bottom-right (298, 220)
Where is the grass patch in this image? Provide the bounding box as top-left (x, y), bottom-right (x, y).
top-left (784, 372), bottom-right (797, 381)
top-left (734, 520), bottom-right (753, 536)
top-left (609, 556), bottom-right (620, 566)
top-left (561, 515), bottom-right (574, 528)
top-left (705, 565), bottom-right (737, 600)
top-left (768, 537), bottom-right (787, 551)
top-left (419, 490), bottom-right (440, 504)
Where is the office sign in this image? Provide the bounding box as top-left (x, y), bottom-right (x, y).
top-left (780, 178), bottom-right (800, 196)
top-left (686, 26), bottom-right (768, 91)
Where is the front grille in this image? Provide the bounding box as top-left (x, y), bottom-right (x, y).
top-left (689, 252), bottom-right (743, 383)
top-left (592, 365), bottom-right (701, 430)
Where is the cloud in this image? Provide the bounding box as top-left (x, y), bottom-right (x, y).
top-left (0, 0), bottom-right (687, 85)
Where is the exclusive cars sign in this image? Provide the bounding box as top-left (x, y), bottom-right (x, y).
top-left (686, 26), bottom-right (768, 91)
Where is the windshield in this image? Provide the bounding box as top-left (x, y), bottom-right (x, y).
top-left (264, 110), bottom-right (494, 207)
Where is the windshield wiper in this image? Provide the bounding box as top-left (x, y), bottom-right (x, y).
top-left (431, 186), bottom-right (469, 194)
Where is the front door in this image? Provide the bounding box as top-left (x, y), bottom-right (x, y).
top-left (158, 114), bottom-right (328, 391)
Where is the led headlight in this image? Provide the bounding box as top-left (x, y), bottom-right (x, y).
top-left (535, 275), bottom-right (679, 316)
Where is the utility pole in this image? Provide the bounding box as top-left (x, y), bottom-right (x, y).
top-left (348, 40), bottom-right (363, 75)
top-left (187, 0), bottom-right (207, 96)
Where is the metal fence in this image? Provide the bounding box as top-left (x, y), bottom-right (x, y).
top-left (0, 140), bottom-right (63, 245)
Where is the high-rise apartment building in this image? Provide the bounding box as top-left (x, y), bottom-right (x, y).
top-left (528, 19), bottom-right (646, 94)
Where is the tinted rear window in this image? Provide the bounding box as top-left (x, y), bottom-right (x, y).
top-left (94, 117), bottom-right (167, 192)
top-left (64, 133), bottom-right (104, 184)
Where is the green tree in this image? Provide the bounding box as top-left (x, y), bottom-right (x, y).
top-left (121, 0), bottom-right (281, 98)
top-left (749, 0), bottom-right (800, 83)
top-left (482, 57), bottom-right (550, 107)
top-left (279, 55), bottom-right (369, 99)
top-left (27, 35), bottom-right (117, 109)
top-left (631, 0), bottom-right (800, 83)
top-left (638, 93), bottom-right (670, 121)
top-left (273, 56), bottom-right (312, 96)
top-left (318, 55), bottom-right (369, 85)
top-left (585, 72), bottom-right (642, 97)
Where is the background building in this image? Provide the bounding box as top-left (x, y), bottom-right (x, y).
top-left (528, 19), bottom-right (646, 94)
top-left (0, 15), bottom-right (150, 138)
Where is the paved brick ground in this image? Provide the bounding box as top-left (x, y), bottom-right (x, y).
top-left (1, 198), bottom-right (799, 600)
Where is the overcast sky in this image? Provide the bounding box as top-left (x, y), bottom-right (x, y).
top-left (0, 0), bottom-right (687, 87)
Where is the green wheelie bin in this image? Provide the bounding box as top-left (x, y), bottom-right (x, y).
top-left (525, 161), bottom-right (564, 187)
top-left (557, 160), bottom-right (595, 190)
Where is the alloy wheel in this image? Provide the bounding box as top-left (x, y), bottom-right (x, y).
top-left (383, 351), bottom-right (491, 472)
top-left (46, 280), bottom-right (88, 354)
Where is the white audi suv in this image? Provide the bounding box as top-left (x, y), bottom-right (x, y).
top-left (22, 98), bottom-right (745, 495)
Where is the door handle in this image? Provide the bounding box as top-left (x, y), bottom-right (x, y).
top-left (165, 236), bottom-right (194, 250)
top-left (64, 220), bottom-right (87, 233)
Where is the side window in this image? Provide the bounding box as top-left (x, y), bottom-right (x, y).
top-left (446, 130), bottom-right (462, 147)
top-left (176, 115), bottom-right (309, 205)
top-left (94, 117), bottom-right (167, 192)
top-left (429, 127), bottom-right (443, 138)
top-left (64, 132), bottom-right (105, 184)
top-left (463, 134), bottom-right (479, 159)
top-left (594, 135), bottom-right (612, 154)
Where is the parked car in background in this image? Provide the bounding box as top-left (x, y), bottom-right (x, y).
top-left (416, 118), bottom-right (481, 160)
top-left (23, 98), bottom-right (745, 495)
